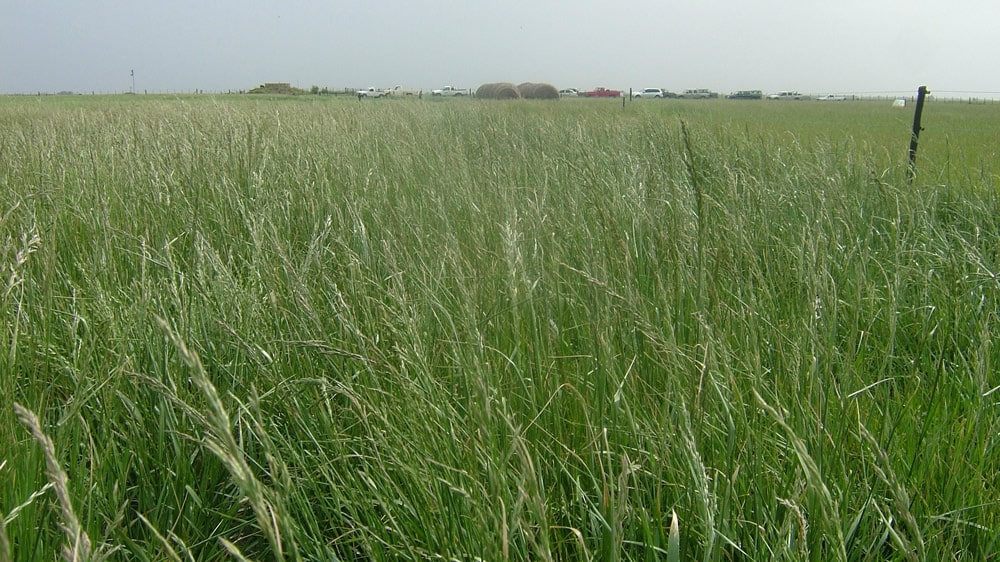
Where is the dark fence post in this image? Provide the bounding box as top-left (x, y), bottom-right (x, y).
top-left (907, 85), bottom-right (930, 182)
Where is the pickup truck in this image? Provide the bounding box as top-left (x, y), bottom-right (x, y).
top-left (431, 86), bottom-right (468, 96)
top-left (581, 87), bottom-right (622, 98)
top-left (388, 86), bottom-right (421, 97)
top-left (357, 87), bottom-right (388, 98)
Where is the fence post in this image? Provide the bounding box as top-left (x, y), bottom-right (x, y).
top-left (907, 85), bottom-right (930, 182)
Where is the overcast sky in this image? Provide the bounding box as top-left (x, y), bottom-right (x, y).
top-left (2, 0), bottom-right (998, 97)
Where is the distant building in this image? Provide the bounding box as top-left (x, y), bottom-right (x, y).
top-left (248, 82), bottom-right (305, 95)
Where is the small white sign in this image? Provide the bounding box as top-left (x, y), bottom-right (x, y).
top-left (892, 98), bottom-right (907, 108)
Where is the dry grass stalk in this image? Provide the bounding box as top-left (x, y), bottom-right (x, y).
top-left (13, 403), bottom-right (92, 562)
top-left (155, 316), bottom-right (292, 561)
top-left (0, 516), bottom-right (11, 562)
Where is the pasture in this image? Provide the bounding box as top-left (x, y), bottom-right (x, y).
top-left (1, 94), bottom-right (998, 560)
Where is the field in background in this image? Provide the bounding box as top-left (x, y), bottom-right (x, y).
top-left (1, 95), bottom-right (998, 560)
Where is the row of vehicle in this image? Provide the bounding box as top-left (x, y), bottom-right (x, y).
top-left (560, 88), bottom-right (722, 99)
top-left (361, 85), bottom-right (511, 98)
top-left (627, 89), bottom-right (848, 101)
top-left (357, 86), bottom-right (423, 98)
top-left (556, 88), bottom-right (719, 99)
top-left (362, 85), bottom-right (849, 102)
top-left (555, 87), bottom-right (623, 98)
top-left (759, 91), bottom-right (847, 101)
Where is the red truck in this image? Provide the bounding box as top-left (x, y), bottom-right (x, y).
top-left (580, 87), bottom-right (622, 98)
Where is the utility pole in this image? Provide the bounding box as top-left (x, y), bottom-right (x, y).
top-left (131, 69), bottom-right (135, 94)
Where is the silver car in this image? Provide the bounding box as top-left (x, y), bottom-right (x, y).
top-left (633, 88), bottom-right (666, 99)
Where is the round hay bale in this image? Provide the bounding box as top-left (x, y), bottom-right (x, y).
top-left (476, 82), bottom-right (521, 100)
top-left (517, 82), bottom-right (559, 100)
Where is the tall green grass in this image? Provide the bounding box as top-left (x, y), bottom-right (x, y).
top-left (1, 94), bottom-right (998, 560)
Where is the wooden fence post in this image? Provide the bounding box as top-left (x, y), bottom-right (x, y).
top-left (907, 85), bottom-right (930, 182)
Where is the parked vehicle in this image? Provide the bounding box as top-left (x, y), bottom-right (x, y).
top-left (357, 87), bottom-right (389, 98)
top-left (728, 90), bottom-right (763, 100)
top-left (817, 94), bottom-right (847, 101)
top-left (431, 86), bottom-right (468, 96)
top-left (632, 88), bottom-right (667, 99)
top-left (768, 91), bottom-right (808, 100)
top-left (558, 88), bottom-right (579, 97)
top-left (679, 89), bottom-right (719, 99)
top-left (388, 86), bottom-right (421, 96)
top-left (581, 87), bottom-right (622, 98)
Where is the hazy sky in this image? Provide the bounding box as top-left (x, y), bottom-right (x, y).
top-left (3, 0), bottom-right (999, 96)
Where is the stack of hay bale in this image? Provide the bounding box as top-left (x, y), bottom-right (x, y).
top-left (516, 82), bottom-right (559, 100)
top-left (475, 82), bottom-right (521, 100)
top-left (475, 82), bottom-right (559, 100)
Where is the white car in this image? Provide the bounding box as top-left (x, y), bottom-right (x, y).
top-left (817, 94), bottom-right (847, 101)
top-left (558, 88), bottom-right (579, 97)
top-left (768, 91), bottom-right (808, 100)
top-left (633, 88), bottom-right (667, 99)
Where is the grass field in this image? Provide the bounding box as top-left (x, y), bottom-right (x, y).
top-left (1, 94), bottom-right (998, 560)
